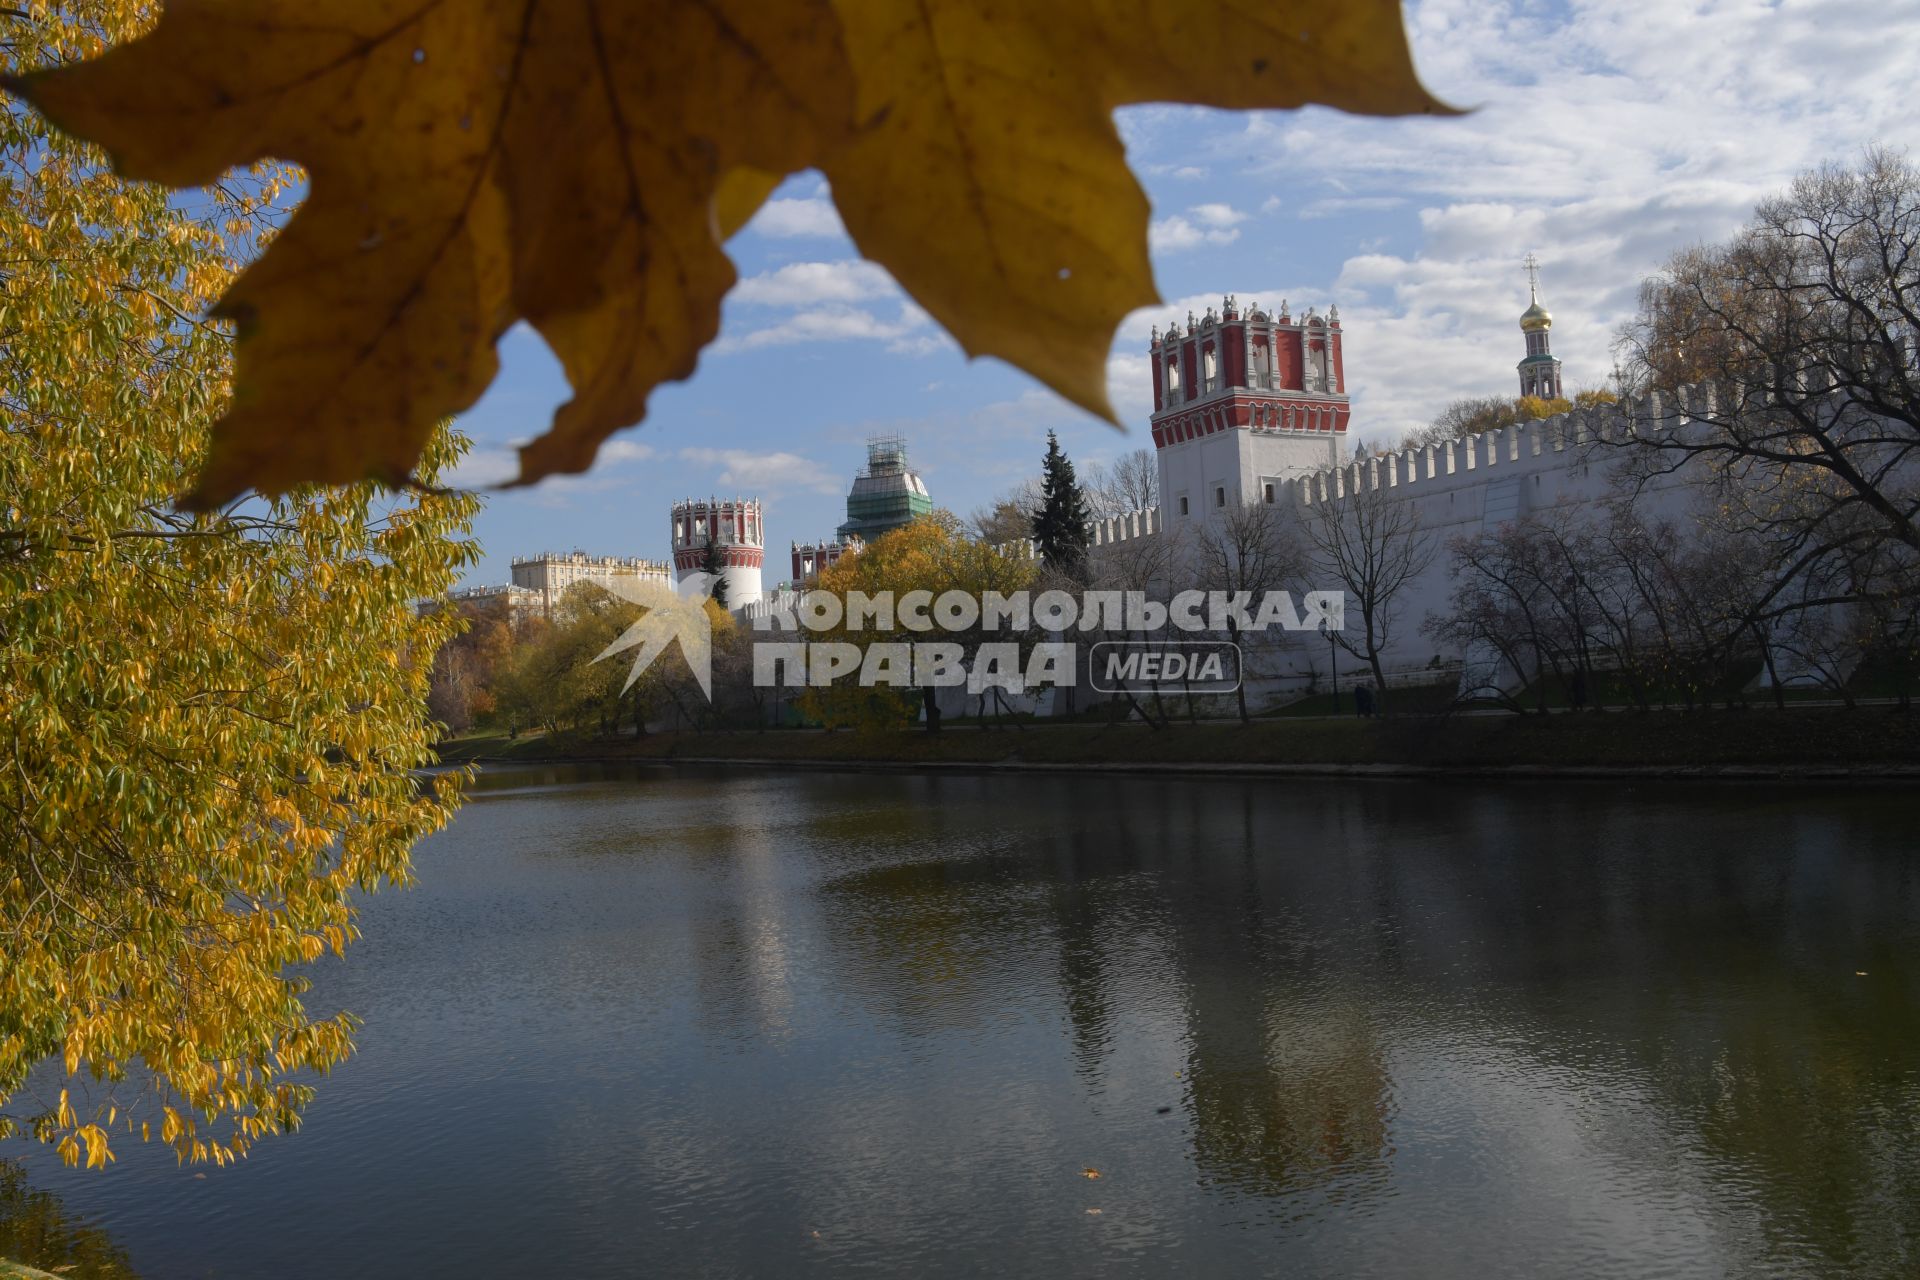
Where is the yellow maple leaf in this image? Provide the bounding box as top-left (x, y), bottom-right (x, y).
top-left (6, 0), bottom-right (1447, 505)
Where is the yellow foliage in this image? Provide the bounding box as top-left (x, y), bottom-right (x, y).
top-left (2, 2), bottom-right (479, 1165)
top-left (6, 1), bottom-right (1446, 505)
top-left (797, 516), bottom-right (1038, 730)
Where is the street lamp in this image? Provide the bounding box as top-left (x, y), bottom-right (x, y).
top-left (1328, 624), bottom-right (1338, 713)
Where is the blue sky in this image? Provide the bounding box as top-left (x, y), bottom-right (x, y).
top-left (448, 0), bottom-right (1920, 588)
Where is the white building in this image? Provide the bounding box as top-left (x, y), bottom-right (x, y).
top-left (1073, 271), bottom-right (1764, 700)
top-left (510, 551), bottom-right (672, 617)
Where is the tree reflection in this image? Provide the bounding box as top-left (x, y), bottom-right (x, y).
top-left (803, 773), bottom-right (1920, 1266)
top-left (0, 1162), bottom-right (139, 1279)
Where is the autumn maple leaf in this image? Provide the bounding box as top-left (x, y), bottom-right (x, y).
top-left (6, 0), bottom-right (1447, 506)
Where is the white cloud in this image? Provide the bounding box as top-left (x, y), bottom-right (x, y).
top-left (598, 439), bottom-right (656, 465)
top-left (1295, 195), bottom-right (1406, 220)
top-left (1106, 353), bottom-right (1154, 424)
top-left (718, 261), bottom-right (945, 354)
top-left (730, 260), bottom-right (897, 308)
top-left (1120, 287), bottom-right (1324, 345)
top-left (1188, 202), bottom-right (1248, 228)
top-left (445, 437), bottom-right (656, 502)
top-left (1150, 215), bottom-right (1240, 252)
top-left (713, 303), bottom-right (932, 354)
top-left (1158, 0), bottom-right (1920, 449)
top-left (742, 196), bottom-right (847, 239)
top-left (445, 446), bottom-right (517, 490)
top-left (1150, 203), bottom-right (1250, 251)
top-left (677, 447), bottom-right (842, 495)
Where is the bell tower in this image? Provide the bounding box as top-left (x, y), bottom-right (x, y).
top-left (1517, 254), bottom-right (1564, 400)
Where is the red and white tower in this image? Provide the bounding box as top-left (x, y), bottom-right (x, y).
top-left (670, 496), bottom-right (765, 606)
top-left (1149, 296), bottom-right (1349, 520)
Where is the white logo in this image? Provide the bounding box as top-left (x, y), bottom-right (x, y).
top-left (592, 572), bottom-right (717, 699)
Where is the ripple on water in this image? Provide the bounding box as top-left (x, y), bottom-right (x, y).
top-left (6, 770), bottom-right (1918, 1278)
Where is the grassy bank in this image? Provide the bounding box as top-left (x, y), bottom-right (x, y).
top-left (436, 706), bottom-right (1920, 777)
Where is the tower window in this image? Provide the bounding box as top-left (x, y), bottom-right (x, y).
top-left (1214, 486), bottom-right (1226, 508)
top-left (1263, 482), bottom-right (1275, 504)
top-left (1178, 495), bottom-right (1190, 516)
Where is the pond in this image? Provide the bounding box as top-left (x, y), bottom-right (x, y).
top-left (6, 765), bottom-right (1919, 1277)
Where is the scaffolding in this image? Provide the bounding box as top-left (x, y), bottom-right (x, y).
top-left (837, 435), bottom-right (933, 539)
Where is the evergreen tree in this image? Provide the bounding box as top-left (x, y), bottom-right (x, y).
top-left (700, 537), bottom-right (730, 608)
top-left (1030, 431), bottom-right (1092, 574)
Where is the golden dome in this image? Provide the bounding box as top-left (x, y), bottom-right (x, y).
top-left (1520, 299), bottom-right (1552, 332)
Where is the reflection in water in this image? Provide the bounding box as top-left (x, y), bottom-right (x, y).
top-left (7, 767), bottom-right (1918, 1278)
top-left (0, 1162), bottom-right (139, 1278)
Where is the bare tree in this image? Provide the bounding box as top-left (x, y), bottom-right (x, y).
top-left (1089, 447), bottom-right (1160, 517)
top-left (1426, 512), bottom-right (1608, 713)
top-left (1195, 500), bottom-right (1300, 723)
top-left (969, 476), bottom-right (1044, 545)
top-left (1615, 148), bottom-right (1920, 587)
top-left (968, 496), bottom-right (1033, 547)
top-left (1299, 471), bottom-right (1434, 713)
top-left (1082, 517), bottom-right (1191, 729)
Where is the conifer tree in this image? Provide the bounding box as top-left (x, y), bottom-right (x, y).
top-left (1030, 431), bottom-right (1093, 575)
top-left (700, 537), bottom-right (730, 608)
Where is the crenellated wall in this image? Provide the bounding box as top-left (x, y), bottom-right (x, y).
top-left (1072, 388), bottom-right (1740, 695)
top-left (1091, 505), bottom-right (1161, 547)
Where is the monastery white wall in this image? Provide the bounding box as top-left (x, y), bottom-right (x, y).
top-left (1278, 400), bottom-right (1701, 684)
top-left (1156, 422), bottom-right (1344, 520)
top-left (1073, 390), bottom-right (1726, 698)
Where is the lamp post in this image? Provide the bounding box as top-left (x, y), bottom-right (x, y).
top-left (1328, 625), bottom-right (1339, 714)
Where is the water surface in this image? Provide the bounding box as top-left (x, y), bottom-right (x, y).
top-left (7, 766), bottom-right (1919, 1277)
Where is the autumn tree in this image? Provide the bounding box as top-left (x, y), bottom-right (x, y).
top-left (428, 597), bottom-right (519, 734)
top-left (797, 514), bottom-right (1039, 731)
top-left (544, 585), bottom-right (650, 733)
top-left (968, 490), bottom-right (1037, 547)
top-left (1401, 393), bottom-right (1578, 451)
top-left (1616, 150), bottom-right (1920, 644)
top-left (2, 3), bottom-right (478, 1168)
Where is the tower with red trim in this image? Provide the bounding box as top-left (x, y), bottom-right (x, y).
top-left (1149, 295), bottom-right (1349, 521)
top-left (670, 496), bottom-right (765, 606)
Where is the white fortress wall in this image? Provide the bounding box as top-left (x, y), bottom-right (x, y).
top-left (1273, 388), bottom-right (1749, 686)
top-left (1068, 391), bottom-right (1731, 697)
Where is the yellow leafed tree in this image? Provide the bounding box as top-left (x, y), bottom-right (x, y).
top-left (2, 4), bottom-right (479, 1166)
top-left (799, 514), bottom-right (1039, 731)
top-left (3, 0), bottom-right (1447, 506)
